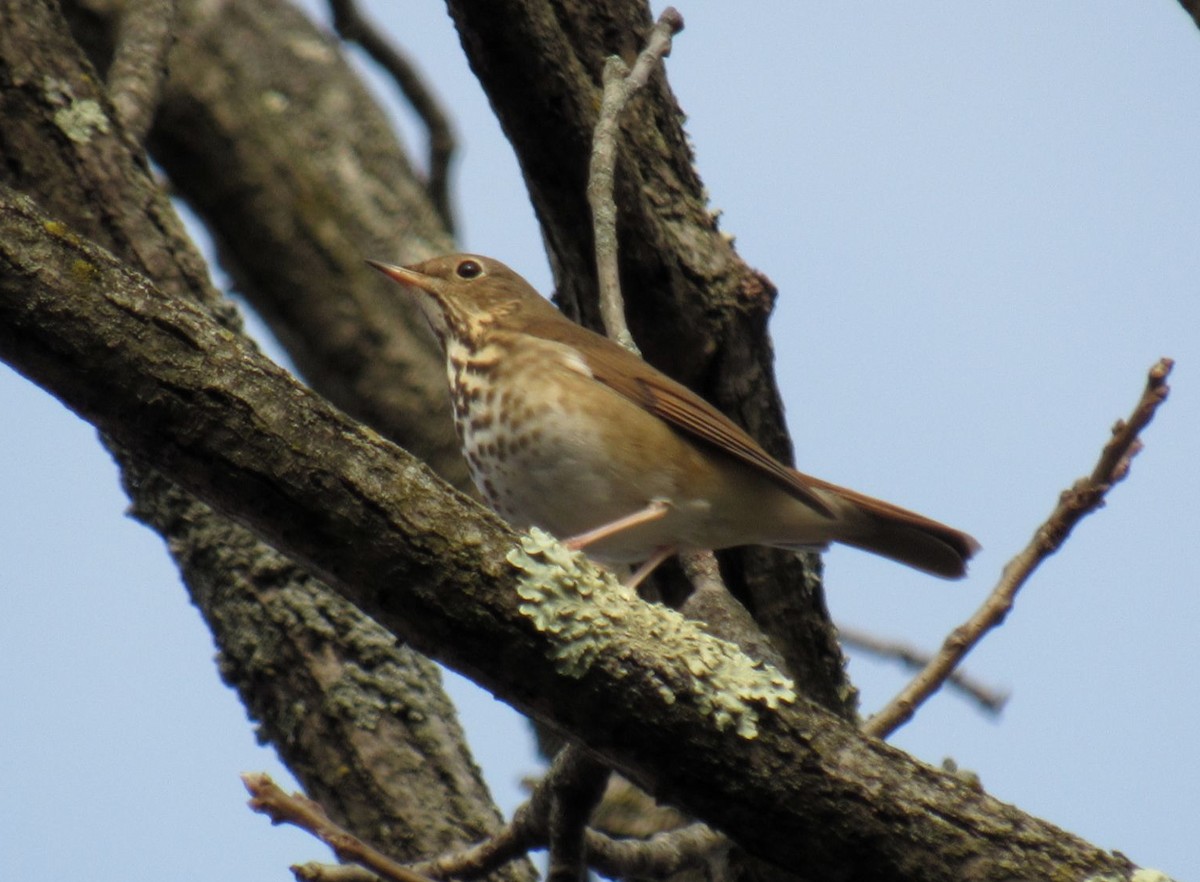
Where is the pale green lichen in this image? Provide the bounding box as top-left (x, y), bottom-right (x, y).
top-left (507, 528), bottom-right (796, 739)
top-left (1085, 871), bottom-right (1177, 882)
top-left (1130, 871), bottom-right (1177, 882)
top-left (43, 77), bottom-right (110, 144)
top-left (53, 99), bottom-right (110, 144)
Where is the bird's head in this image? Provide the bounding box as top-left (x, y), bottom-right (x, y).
top-left (367, 253), bottom-right (555, 345)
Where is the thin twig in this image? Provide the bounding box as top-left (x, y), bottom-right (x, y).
top-left (107, 0), bottom-right (177, 144)
top-left (242, 773), bottom-right (436, 882)
top-left (838, 626), bottom-right (1008, 715)
top-left (409, 816), bottom-right (535, 880)
top-left (863, 358), bottom-right (1173, 739)
top-left (587, 8), bottom-right (684, 354)
top-left (327, 0), bottom-right (457, 233)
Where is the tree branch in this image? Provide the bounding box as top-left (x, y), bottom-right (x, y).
top-left (327, 0), bottom-right (457, 232)
top-left (0, 185), bottom-right (1139, 882)
top-left (106, 0), bottom-right (176, 143)
top-left (244, 773), bottom-right (436, 882)
top-left (864, 359), bottom-right (1173, 740)
top-left (9, 1), bottom-right (523, 870)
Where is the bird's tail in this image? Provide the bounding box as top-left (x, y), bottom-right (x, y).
top-left (814, 479), bottom-right (980, 579)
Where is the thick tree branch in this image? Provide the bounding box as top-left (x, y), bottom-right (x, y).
top-left (66, 0), bottom-right (467, 487)
top-left (4, 1), bottom-right (522, 869)
top-left (0, 187), bottom-right (1140, 882)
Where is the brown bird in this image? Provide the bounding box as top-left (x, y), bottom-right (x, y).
top-left (369, 254), bottom-right (978, 583)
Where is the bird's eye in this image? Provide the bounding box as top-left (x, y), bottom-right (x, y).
top-left (456, 259), bottom-right (484, 280)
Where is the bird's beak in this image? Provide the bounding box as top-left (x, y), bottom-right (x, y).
top-left (366, 259), bottom-right (451, 339)
top-left (365, 259), bottom-right (437, 293)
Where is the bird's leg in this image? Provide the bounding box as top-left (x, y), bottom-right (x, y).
top-left (564, 499), bottom-right (675, 588)
top-left (625, 545), bottom-right (677, 590)
top-left (563, 498), bottom-right (671, 552)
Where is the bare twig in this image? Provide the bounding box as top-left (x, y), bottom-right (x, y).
top-left (409, 741), bottom-right (583, 880)
top-left (838, 626), bottom-right (1008, 715)
top-left (242, 773), bottom-right (436, 882)
top-left (327, 0), bottom-right (457, 233)
top-left (107, 0), bottom-right (177, 144)
top-left (409, 816), bottom-right (535, 881)
top-left (587, 8), bottom-right (684, 354)
top-left (863, 358), bottom-right (1174, 739)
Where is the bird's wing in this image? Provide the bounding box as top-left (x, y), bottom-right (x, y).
top-left (527, 316), bottom-right (836, 519)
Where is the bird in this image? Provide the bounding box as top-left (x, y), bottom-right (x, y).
top-left (368, 253), bottom-right (978, 584)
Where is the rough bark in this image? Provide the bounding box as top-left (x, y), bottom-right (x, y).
top-left (1, 0), bottom-right (525, 868)
top-left (0, 187), bottom-right (1139, 882)
top-left (123, 463), bottom-right (523, 867)
top-left (64, 0), bottom-right (849, 711)
top-left (66, 0), bottom-right (467, 486)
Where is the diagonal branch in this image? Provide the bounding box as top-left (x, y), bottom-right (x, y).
top-left (864, 359), bottom-right (1173, 739)
top-left (0, 180), bottom-right (1140, 882)
top-left (327, 0), bottom-right (457, 233)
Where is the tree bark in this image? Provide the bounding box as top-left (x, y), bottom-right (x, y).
top-left (2, 0), bottom-right (526, 868)
top-left (66, 0), bottom-right (466, 485)
top-left (0, 0), bottom-right (1167, 879)
top-left (0, 185), bottom-right (1138, 882)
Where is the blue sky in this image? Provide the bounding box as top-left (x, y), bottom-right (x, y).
top-left (3, 3), bottom-right (1197, 880)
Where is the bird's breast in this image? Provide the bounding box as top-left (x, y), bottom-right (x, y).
top-left (443, 336), bottom-right (841, 563)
